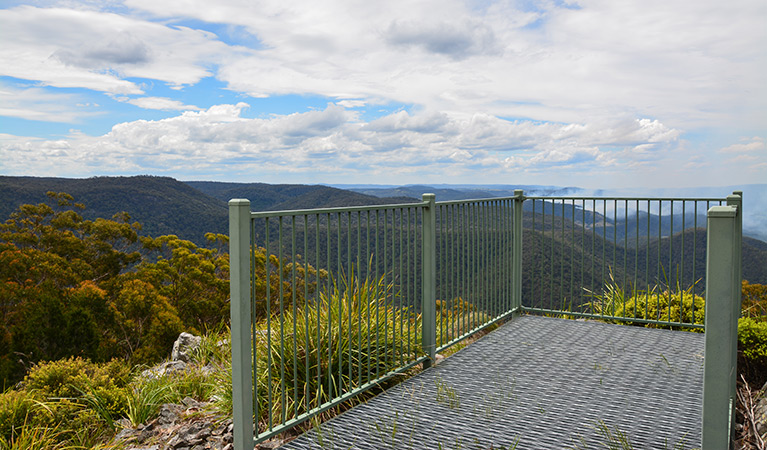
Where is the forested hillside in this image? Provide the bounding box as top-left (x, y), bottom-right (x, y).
top-left (0, 176), bottom-right (228, 244)
top-left (0, 176), bottom-right (418, 245)
top-left (185, 180), bottom-right (418, 211)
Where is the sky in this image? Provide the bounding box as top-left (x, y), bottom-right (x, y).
top-left (0, 0), bottom-right (765, 189)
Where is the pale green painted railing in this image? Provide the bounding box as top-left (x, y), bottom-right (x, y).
top-left (230, 191), bottom-right (741, 450)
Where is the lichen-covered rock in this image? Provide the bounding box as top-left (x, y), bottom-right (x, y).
top-left (756, 381), bottom-right (767, 439)
top-left (172, 332), bottom-right (202, 363)
top-left (141, 360), bottom-right (188, 379)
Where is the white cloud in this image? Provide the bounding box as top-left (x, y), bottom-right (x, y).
top-left (718, 137), bottom-right (765, 154)
top-left (123, 96), bottom-right (201, 111)
top-left (0, 0), bottom-right (764, 187)
top-left (116, 0), bottom-right (766, 130)
top-left (0, 104), bottom-right (688, 184)
top-left (0, 81), bottom-right (100, 122)
top-left (0, 5), bottom-right (237, 94)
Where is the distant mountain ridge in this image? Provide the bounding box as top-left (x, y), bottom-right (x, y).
top-left (184, 181), bottom-right (417, 211)
top-left (1, 176), bottom-right (765, 284)
top-left (0, 176), bottom-right (417, 245)
top-left (338, 183), bottom-right (767, 241)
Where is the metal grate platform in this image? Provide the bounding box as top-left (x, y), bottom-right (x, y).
top-left (281, 315), bottom-right (704, 449)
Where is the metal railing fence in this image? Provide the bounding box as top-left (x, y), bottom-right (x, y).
top-left (230, 190), bottom-right (742, 450)
top-left (521, 196), bottom-right (730, 329)
top-left (434, 194), bottom-right (523, 351)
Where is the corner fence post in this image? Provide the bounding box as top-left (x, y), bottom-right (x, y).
top-left (512, 190), bottom-right (525, 313)
top-left (422, 193), bottom-right (437, 369)
top-left (702, 203), bottom-right (740, 450)
top-left (727, 191), bottom-right (743, 425)
top-left (229, 199), bottom-right (254, 450)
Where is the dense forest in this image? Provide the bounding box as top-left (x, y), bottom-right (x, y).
top-left (2, 177), bottom-right (767, 386)
top-left (1, 180), bottom-right (766, 449)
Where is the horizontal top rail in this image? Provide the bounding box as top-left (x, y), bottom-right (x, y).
top-left (525, 195), bottom-right (729, 201)
top-left (435, 192), bottom-right (524, 206)
top-left (249, 199), bottom-right (429, 218)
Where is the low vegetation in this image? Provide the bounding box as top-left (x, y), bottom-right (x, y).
top-left (1, 193), bottom-right (765, 449)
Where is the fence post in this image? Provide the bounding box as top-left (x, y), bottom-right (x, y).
top-left (422, 193), bottom-right (437, 369)
top-left (702, 203), bottom-right (740, 450)
top-left (229, 199), bottom-right (254, 450)
top-left (512, 190), bottom-right (525, 313)
top-left (727, 192), bottom-right (743, 435)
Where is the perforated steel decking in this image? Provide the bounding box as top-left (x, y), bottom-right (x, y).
top-left (281, 315), bottom-right (704, 449)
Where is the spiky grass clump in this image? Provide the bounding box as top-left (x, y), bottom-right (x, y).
top-left (584, 269), bottom-right (704, 330)
top-left (210, 270), bottom-right (424, 434)
top-left (254, 270), bottom-right (423, 429)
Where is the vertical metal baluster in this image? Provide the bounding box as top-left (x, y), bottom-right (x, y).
top-left (407, 207), bottom-right (412, 362)
top-left (398, 209), bottom-right (404, 366)
top-left (645, 200), bottom-right (650, 320)
top-left (692, 201), bottom-right (698, 323)
top-left (459, 203), bottom-right (471, 335)
top-left (610, 199), bottom-right (618, 316)
top-left (452, 203), bottom-right (458, 341)
top-left (634, 200), bottom-right (639, 320)
top-left (278, 217), bottom-right (286, 424)
top-left (669, 201), bottom-right (674, 324)
top-left (474, 202), bottom-right (480, 329)
top-left (356, 211), bottom-right (362, 387)
top-left (623, 200), bottom-right (629, 317)
top-left (365, 210), bottom-right (371, 384)
top-left (590, 199), bottom-right (601, 312)
top-left (291, 216), bottom-right (298, 418)
top-left (530, 199), bottom-right (543, 307)
top-left (657, 200), bottom-right (662, 321)
top-left (482, 201), bottom-right (488, 320)
top-left (681, 201), bottom-right (686, 323)
top-left (314, 214), bottom-right (321, 411)
top-left (303, 215), bottom-right (309, 413)
top-left (544, 199), bottom-right (557, 310)
top-left (559, 198), bottom-right (566, 311)
top-left (383, 209), bottom-right (389, 371)
top-left (265, 218), bottom-right (273, 431)
top-left (581, 199), bottom-right (586, 311)
top-left (440, 204), bottom-right (446, 346)
top-left (570, 199), bottom-right (575, 312)
top-left (326, 213), bottom-right (332, 399)
top-left (250, 217), bottom-right (258, 433)
top-left (347, 212), bottom-right (352, 386)
top-left (336, 212), bottom-right (342, 395)
top-left (601, 199), bottom-right (608, 316)
top-left (374, 210), bottom-right (380, 379)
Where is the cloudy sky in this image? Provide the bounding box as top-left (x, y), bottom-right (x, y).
top-left (0, 0), bottom-right (765, 188)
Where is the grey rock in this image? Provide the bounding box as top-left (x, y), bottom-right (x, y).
top-left (168, 422), bottom-right (211, 449)
top-left (756, 381), bottom-right (767, 438)
top-left (172, 332), bottom-right (202, 363)
top-left (142, 360), bottom-right (187, 379)
top-left (156, 403), bottom-right (184, 426)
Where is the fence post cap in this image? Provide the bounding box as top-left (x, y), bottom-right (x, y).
top-left (708, 205), bottom-right (737, 218)
top-left (229, 198), bottom-right (251, 206)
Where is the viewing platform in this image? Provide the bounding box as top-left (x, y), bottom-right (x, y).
top-left (282, 314), bottom-right (704, 449)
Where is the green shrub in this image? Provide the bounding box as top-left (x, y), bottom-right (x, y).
top-left (737, 317), bottom-right (767, 385)
top-left (0, 390), bottom-right (41, 444)
top-left (23, 357), bottom-right (130, 419)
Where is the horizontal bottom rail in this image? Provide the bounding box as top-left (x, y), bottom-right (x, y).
top-left (436, 307), bottom-right (521, 353)
top-left (254, 355), bottom-right (430, 445)
top-left (522, 306), bottom-right (705, 330)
